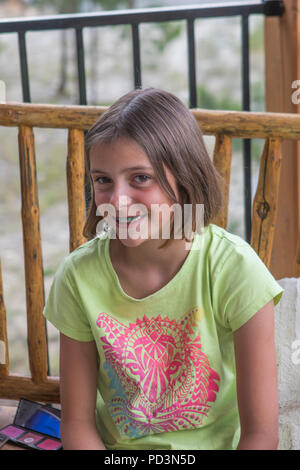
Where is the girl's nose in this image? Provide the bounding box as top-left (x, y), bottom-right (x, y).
top-left (109, 184), bottom-right (132, 214)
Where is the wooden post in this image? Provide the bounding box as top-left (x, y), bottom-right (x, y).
top-left (66, 128), bottom-right (87, 252)
top-left (0, 259), bottom-right (9, 377)
top-left (265, 0), bottom-right (300, 278)
top-left (212, 134), bottom-right (232, 229)
top-left (251, 138), bottom-right (282, 269)
top-left (18, 125), bottom-right (48, 384)
top-left (296, 2), bottom-right (300, 277)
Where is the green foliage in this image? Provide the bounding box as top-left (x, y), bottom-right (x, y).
top-left (31, 0), bottom-right (137, 13)
top-left (251, 80), bottom-right (265, 112)
top-left (32, 0), bottom-right (82, 13)
top-left (197, 84), bottom-right (241, 111)
top-left (227, 218), bottom-right (242, 235)
top-left (152, 21), bottom-right (183, 53)
top-left (43, 266), bottom-right (57, 277)
top-left (94, 0), bottom-right (134, 10)
top-left (0, 39), bottom-right (6, 53)
top-left (249, 17), bottom-right (264, 53)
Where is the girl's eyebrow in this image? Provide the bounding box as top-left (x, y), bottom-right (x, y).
top-left (90, 166), bottom-right (153, 175)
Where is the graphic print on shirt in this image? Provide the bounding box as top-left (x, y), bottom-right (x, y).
top-left (96, 309), bottom-right (220, 437)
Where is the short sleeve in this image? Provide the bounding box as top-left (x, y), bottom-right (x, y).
top-left (212, 241), bottom-right (284, 332)
top-left (43, 258), bottom-right (94, 342)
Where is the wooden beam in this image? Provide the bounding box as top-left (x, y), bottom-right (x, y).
top-left (0, 375), bottom-right (60, 403)
top-left (2, 102), bottom-right (300, 139)
top-left (0, 102), bottom-right (106, 130)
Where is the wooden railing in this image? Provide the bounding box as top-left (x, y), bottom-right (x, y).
top-left (0, 102), bottom-right (299, 403)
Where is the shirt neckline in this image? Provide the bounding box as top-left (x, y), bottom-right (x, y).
top-left (103, 231), bottom-right (203, 302)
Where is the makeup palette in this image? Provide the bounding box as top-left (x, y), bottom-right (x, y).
top-left (0, 433), bottom-right (9, 449)
top-left (0, 398), bottom-right (62, 450)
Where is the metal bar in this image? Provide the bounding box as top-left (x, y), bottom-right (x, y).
top-left (131, 23), bottom-right (142, 89)
top-left (18, 31), bottom-right (30, 102)
top-left (74, 28), bottom-right (89, 213)
top-left (241, 13), bottom-right (252, 244)
top-left (75, 28), bottom-right (87, 105)
top-left (187, 18), bottom-right (197, 108)
top-left (0, 2), bottom-right (284, 34)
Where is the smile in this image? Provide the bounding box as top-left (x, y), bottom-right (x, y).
top-left (115, 214), bottom-right (146, 225)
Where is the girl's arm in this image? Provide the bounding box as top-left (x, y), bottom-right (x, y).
top-left (233, 299), bottom-right (279, 450)
top-left (59, 333), bottom-right (106, 450)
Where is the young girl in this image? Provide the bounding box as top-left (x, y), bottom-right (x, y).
top-left (43, 87), bottom-right (283, 450)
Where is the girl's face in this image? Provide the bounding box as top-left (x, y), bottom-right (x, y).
top-left (89, 136), bottom-right (180, 248)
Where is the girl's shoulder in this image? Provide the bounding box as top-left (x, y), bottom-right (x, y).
top-left (204, 225), bottom-right (284, 332)
top-left (203, 223), bottom-right (254, 268)
top-left (55, 236), bottom-right (105, 278)
top-left (201, 224), bottom-right (280, 297)
top-left (69, 236), bottom-right (101, 257)
top-left (205, 223), bottom-right (249, 248)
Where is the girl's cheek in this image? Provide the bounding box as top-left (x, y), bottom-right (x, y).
top-left (94, 196), bottom-right (108, 215)
top-left (94, 188), bottom-right (107, 204)
top-left (141, 192), bottom-right (164, 208)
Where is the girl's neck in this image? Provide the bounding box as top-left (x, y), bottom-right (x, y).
top-left (109, 236), bottom-right (192, 273)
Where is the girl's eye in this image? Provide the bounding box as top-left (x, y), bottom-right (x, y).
top-left (95, 176), bottom-right (109, 184)
top-left (94, 175), bottom-right (151, 185)
top-left (134, 174), bottom-right (151, 183)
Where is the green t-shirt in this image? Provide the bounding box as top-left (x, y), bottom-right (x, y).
top-left (43, 223), bottom-right (284, 450)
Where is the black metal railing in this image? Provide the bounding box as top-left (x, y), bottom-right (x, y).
top-left (0, 0), bottom-right (284, 243)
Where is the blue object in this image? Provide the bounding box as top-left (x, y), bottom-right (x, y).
top-left (26, 409), bottom-right (61, 438)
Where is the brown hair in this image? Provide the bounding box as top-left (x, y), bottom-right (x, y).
top-left (83, 87), bottom-right (223, 248)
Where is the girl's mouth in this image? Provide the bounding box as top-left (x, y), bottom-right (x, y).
top-left (115, 214), bottom-right (146, 226)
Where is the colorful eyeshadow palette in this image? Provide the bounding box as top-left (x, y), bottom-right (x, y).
top-left (0, 398), bottom-right (62, 451)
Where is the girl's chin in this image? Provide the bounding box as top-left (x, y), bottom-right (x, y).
top-left (113, 220), bottom-right (169, 246)
top-left (116, 234), bottom-right (149, 247)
